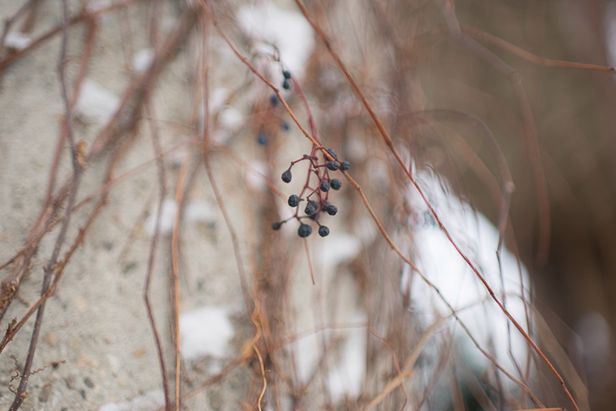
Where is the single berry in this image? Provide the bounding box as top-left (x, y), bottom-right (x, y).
top-left (326, 148), bottom-right (338, 159)
top-left (270, 94), bottom-right (278, 106)
top-left (305, 200), bottom-right (318, 216)
top-left (282, 69), bottom-right (292, 79)
top-left (330, 179), bottom-right (342, 190)
top-left (341, 160), bottom-right (351, 171)
top-left (318, 225), bottom-right (330, 237)
top-left (281, 121), bottom-right (290, 131)
top-left (288, 194), bottom-right (300, 207)
top-left (326, 161), bottom-right (339, 171)
top-left (281, 169), bottom-right (292, 183)
top-left (282, 79), bottom-right (290, 90)
top-left (257, 132), bottom-right (267, 145)
top-left (324, 204), bottom-right (338, 216)
top-left (320, 180), bottom-right (330, 192)
top-left (272, 221), bottom-right (283, 230)
top-left (298, 223), bottom-right (312, 238)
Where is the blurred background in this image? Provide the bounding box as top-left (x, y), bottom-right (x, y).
top-left (0, 0), bottom-right (615, 410)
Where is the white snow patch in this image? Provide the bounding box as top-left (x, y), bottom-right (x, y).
top-left (99, 390), bottom-right (164, 411)
top-left (207, 359), bottom-right (223, 375)
top-left (87, 0), bottom-right (112, 13)
top-left (315, 233), bottom-right (361, 273)
top-left (180, 306), bottom-right (234, 361)
top-left (106, 354), bottom-right (121, 375)
top-left (245, 161), bottom-right (268, 192)
top-left (407, 170), bottom-right (531, 375)
top-left (199, 88), bottom-right (240, 144)
top-left (237, 3), bottom-right (314, 76)
top-left (4, 32), bottom-right (31, 50)
top-left (185, 201), bottom-right (217, 225)
top-left (75, 80), bottom-right (119, 125)
top-left (219, 107), bottom-right (244, 129)
top-left (145, 198), bottom-right (177, 236)
top-left (146, 200), bottom-right (217, 235)
top-left (132, 48), bottom-right (154, 73)
top-left (210, 88), bottom-right (229, 113)
top-left (292, 332), bottom-right (322, 384)
top-left (326, 311), bottom-right (367, 402)
top-left (211, 130), bottom-right (232, 145)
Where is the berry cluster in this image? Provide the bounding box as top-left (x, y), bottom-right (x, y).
top-left (256, 70), bottom-right (293, 145)
top-left (272, 147), bottom-right (351, 238)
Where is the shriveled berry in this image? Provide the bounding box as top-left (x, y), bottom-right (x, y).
top-left (326, 161), bottom-right (339, 171)
top-left (330, 179), bottom-right (342, 190)
top-left (318, 225), bottom-right (330, 237)
top-left (288, 194), bottom-right (300, 207)
top-left (272, 221), bottom-right (283, 230)
top-left (298, 223), bottom-right (312, 238)
top-left (257, 132), bottom-right (267, 145)
top-left (320, 180), bottom-right (330, 192)
top-left (282, 69), bottom-right (292, 79)
top-left (281, 170), bottom-right (292, 183)
top-left (340, 160), bottom-right (351, 171)
top-left (326, 148), bottom-right (338, 159)
top-left (305, 200), bottom-right (318, 216)
top-left (282, 79), bottom-right (290, 90)
top-left (270, 94), bottom-right (278, 106)
top-left (324, 204), bottom-right (338, 216)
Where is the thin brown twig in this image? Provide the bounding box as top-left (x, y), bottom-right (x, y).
top-left (254, 345), bottom-right (267, 411)
top-left (0, 6), bottom-right (198, 329)
top-left (0, 0), bottom-right (37, 50)
top-left (292, 2), bottom-right (578, 409)
top-left (9, 2), bottom-right (82, 408)
top-left (200, 16), bottom-right (251, 314)
top-left (364, 316), bottom-right (446, 410)
top-left (203, 4), bottom-right (545, 405)
top-left (438, 3), bottom-right (551, 265)
top-left (0, 0), bottom-right (139, 74)
top-left (0, 16), bottom-right (97, 327)
top-left (143, 102), bottom-right (171, 411)
top-left (0, 145), bottom-right (125, 355)
top-left (463, 25), bottom-right (616, 74)
top-left (171, 157), bottom-right (189, 411)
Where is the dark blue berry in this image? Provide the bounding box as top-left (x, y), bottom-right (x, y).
top-left (298, 223), bottom-right (312, 238)
top-left (281, 170), bottom-right (292, 183)
top-left (270, 94), bottom-right (279, 106)
top-left (319, 180), bottom-right (330, 192)
top-left (330, 179), bottom-right (342, 190)
top-left (305, 200), bottom-right (318, 216)
top-left (281, 121), bottom-right (290, 131)
top-left (326, 148), bottom-right (338, 159)
top-left (272, 221), bottom-right (283, 230)
top-left (318, 225), bottom-right (330, 237)
top-left (288, 194), bottom-right (300, 207)
top-left (257, 132), bottom-right (267, 145)
top-left (282, 79), bottom-right (290, 90)
top-left (326, 161), bottom-right (339, 171)
top-left (340, 160), bottom-right (351, 171)
top-left (282, 69), bottom-right (292, 79)
top-left (324, 204), bottom-right (338, 216)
